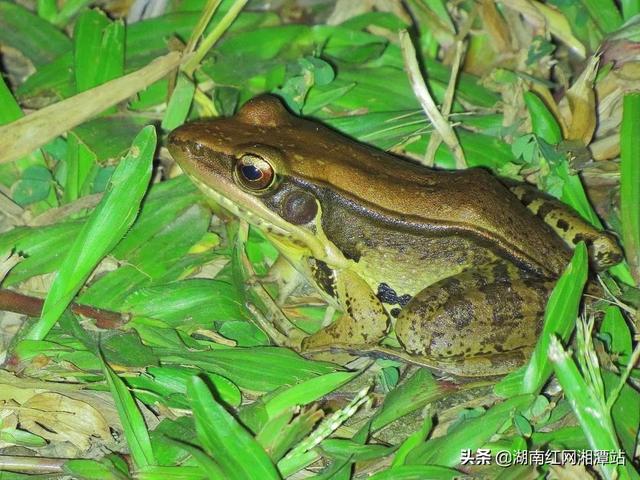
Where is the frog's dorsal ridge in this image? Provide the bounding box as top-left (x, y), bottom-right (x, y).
top-left (236, 95), bottom-right (294, 127)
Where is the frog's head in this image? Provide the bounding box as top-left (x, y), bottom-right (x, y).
top-left (167, 95), bottom-right (351, 263)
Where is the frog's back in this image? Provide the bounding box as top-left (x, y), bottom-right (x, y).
top-left (279, 118), bottom-right (572, 278)
top-left (186, 95), bottom-right (572, 277)
top-left (325, 156), bottom-right (569, 277)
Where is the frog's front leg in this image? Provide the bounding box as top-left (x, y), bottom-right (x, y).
top-left (301, 266), bottom-right (390, 351)
top-left (262, 255), bottom-right (305, 305)
top-left (395, 262), bottom-right (556, 376)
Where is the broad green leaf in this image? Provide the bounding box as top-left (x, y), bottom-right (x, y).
top-left (580, 0), bottom-right (623, 33)
top-left (102, 358), bottom-right (155, 469)
top-left (78, 203), bottom-right (212, 309)
top-left (530, 426), bottom-right (589, 450)
top-left (523, 91), bottom-right (562, 144)
top-left (122, 279), bottom-right (246, 328)
top-left (0, 1), bottom-right (71, 65)
top-left (620, 93), bottom-right (640, 282)
top-left (73, 116), bottom-right (151, 163)
top-left (405, 394), bottom-right (534, 466)
top-left (0, 75), bottom-right (24, 123)
top-left (368, 465), bottom-right (462, 480)
top-left (51, 0), bottom-right (93, 27)
top-left (11, 165), bottom-right (53, 205)
top-left (320, 438), bottom-right (395, 461)
top-left (187, 376), bottom-right (280, 480)
top-left (62, 132), bottom-right (97, 203)
top-left (162, 73), bottom-right (196, 131)
top-left (73, 10), bottom-right (125, 93)
top-left (157, 437), bottom-right (225, 480)
top-left (392, 415), bottom-right (433, 467)
top-left (600, 306), bottom-right (633, 365)
top-left (264, 371), bottom-right (359, 418)
top-left (549, 337), bottom-right (637, 480)
top-left (521, 243), bottom-right (588, 393)
top-left (603, 371), bottom-right (640, 457)
top-left (144, 366), bottom-right (242, 407)
top-left (256, 407), bottom-right (322, 462)
top-left (65, 457), bottom-right (130, 480)
top-left (371, 368), bottom-right (439, 431)
top-left (136, 465), bottom-right (207, 480)
top-left (24, 126), bottom-right (155, 340)
top-left (161, 347), bottom-right (336, 392)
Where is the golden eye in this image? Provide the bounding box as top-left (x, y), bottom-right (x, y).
top-left (235, 154), bottom-right (274, 190)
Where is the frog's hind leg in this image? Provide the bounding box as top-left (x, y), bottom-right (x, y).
top-left (509, 183), bottom-right (623, 270)
top-left (395, 262), bottom-right (555, 377)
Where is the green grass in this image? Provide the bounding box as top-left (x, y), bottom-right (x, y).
top-left (0, 1), bottom-right (638, 479)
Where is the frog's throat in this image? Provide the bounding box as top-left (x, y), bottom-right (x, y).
top-left (192, 177), bottom-right (349, 269)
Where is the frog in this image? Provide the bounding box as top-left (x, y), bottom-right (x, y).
top-left (167, 95), bottom-right (623, 377)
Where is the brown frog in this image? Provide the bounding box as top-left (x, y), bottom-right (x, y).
top-left (168, 95), bottom-right (622, 376)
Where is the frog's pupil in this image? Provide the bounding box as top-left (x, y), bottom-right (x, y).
top-left (241, 164), bottom-right (262, 181)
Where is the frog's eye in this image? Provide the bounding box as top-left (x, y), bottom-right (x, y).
top-left (235, 154), bottom-right (274, 190)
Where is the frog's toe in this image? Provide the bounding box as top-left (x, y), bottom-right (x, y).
top-left (590, 233), bottom-right (624, 270)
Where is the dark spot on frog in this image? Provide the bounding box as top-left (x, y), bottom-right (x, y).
top-left (490, 262), bottom-right (509, 282)
top-left (398, 294), bottom-right (412, 306)
top-left (430, 330), bottom-right (444, 338)
top-left (376, 283), bottom-right (413, 307)
top-left (556, 219), bottom-right (570, 232)
top-left (572, 233), bottom-right (593, 248)
top-left (491, 290), bottom-right (525, 327)
top-left (516, 190), bottom-right (536, 207)
top-left (534, 314), bottom-right (545, 335)
top-left (470, 270), bottom-right (489, 289)
top-left (311, 259), bottom-right (336, 297)
top-left (390, 307), bottom-right (402, 318)
top-left (442, 277), bottom-right (464, 297)
top-left (535, 201), bottom-right (556, 221)
top-left (446, 298), bottom-right (474, 329)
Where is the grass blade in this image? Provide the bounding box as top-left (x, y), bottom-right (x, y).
top-left (24, 126), bottom-right (155, 340)
top-left (187, 375), bottom-right (281, 480)
top-left (549, 336), bottom-right (638, 480)
top-left (620, 93), bottom-right (640, 283)
top-left (263, 371), bottom-right (358, 419)
top-left (0, 51), bottom-right (180, 165)
top-left (580, 0), bottom-right (622, 34)
top-left (73, 10), bottom-right (125, 94)
top-left (0, 1), bottom-right (71, 65)
top-left (405, 394), bottom-right (534, 466)
top-left (521, 242), bottom-right (588, 393)
top-left (102, 357), bottom-right (155, 469)
top-left (495, 243), bottom-right (588, 397)
top-left (161, 73), bottom-right (196, 131)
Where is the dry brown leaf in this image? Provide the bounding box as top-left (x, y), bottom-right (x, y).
top-left (19, 392), bottom-right (112, 451)
top-left (479, 0), bottom-right (513, 55)
top-left (560, 56), bottom-right (600, 145)
top-left (0, 51), bottom-right (181, 165)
